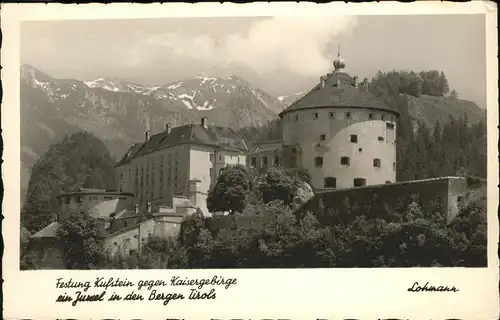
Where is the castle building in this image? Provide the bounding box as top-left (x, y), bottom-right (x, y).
top-left (114, 117), bottom-right (248, 216)
top-left (246, 140), bottom-right (283, 173)
top-left (56, 188), bottom-right (133, 221)
top-left (278, 54), bottom-right (399, 190)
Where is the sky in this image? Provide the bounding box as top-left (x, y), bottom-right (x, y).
top-left (21, 14), bottom-right (486, 107)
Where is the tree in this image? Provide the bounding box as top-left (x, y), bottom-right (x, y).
top-left (22, 131), bottom-right (116, 233)
top-left (449, 89), bottom-right (459, 99)
top-left (207, 164), bottom-right (251, 215)
top-left (56, 211), bottom-right (106, 269)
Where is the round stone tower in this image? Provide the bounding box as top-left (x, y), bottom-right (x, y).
top-left (279, 53), bottom-right (399, 190)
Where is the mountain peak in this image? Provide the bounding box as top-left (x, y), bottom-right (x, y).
top-left (20, 64), bottom-right (53, 83)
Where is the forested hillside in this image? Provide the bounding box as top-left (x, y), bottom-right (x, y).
top-left (21, 132), bottom-right (116, 233)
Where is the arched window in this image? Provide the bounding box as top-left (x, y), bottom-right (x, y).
top-left (324, 177), bottom-right (337, 188)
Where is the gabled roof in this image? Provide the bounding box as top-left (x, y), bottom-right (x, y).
top-left (279, 71), bottom-right (398, 117)
top-left (115, 143), bottom-right (143, 167)
top-left (88, 199), bottom-right (129, 220)
top-left (249, 140), bottom-right (282, 154)
top-left (116, 124), bottom-right (248, 167)
top-left (31, 221), bottom-right (60, 239)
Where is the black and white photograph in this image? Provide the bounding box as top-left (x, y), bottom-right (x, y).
top-left (18, 12), bottom-right (489, 271)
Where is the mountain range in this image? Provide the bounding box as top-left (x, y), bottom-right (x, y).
top-left (20, 64), bottom-right (486, 200)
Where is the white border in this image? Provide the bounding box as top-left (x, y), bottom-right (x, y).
top-left (2, 2), bottom-right (499, 319)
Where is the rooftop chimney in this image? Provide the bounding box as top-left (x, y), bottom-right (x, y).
top-left (135, 204), bottom-right (139, 214)
top-left (352, 76), bottom-right (358, 88)
top-left (165, 123), bottom-right (171, 134)
top-left (145, 130), bottom-right (151, 142)
top-left (320, 76), bottom-right (326, 89)
top-left (147, 201), bottom-right (152, 213)
top-left (201, 117), bottom-right (208, 128)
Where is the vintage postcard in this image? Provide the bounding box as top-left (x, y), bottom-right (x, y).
top-left (2, 2), bottom-right (499, 319)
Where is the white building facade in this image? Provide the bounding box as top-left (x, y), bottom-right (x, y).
top-left (115, 118), bottom-right (247, 216)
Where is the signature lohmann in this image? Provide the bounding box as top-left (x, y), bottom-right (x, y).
top-left (407, 281), bottom-right (459, 292)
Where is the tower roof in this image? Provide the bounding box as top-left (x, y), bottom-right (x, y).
top-left (279, 55), bottom-right (399, 117)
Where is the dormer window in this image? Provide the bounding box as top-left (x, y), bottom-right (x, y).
top-left (319, 134), bottom-right (326, 141)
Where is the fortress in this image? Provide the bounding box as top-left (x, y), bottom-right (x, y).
top-left (250, 53), bottom-right (398, 189)
top-left (114, 52), bottom-right (400, 215)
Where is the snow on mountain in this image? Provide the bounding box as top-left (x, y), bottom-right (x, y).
top-left (21, 64), bottom-right (87, 102)
top-left (277, 91), bottom-right (307, 107)
top-left (84, 77), bottom-right (160, 95)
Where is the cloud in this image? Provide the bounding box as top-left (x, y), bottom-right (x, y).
top-left (127, 16), bottom-right (358, 76)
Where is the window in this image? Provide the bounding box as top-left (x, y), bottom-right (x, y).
top-left (329, 112), bottom-right (336, 119)
top-left (324, 177), bottom-right (337, 188)
top-left (385, 181), bottom-right (392, 184)
top-left (381, 115), bottom-right (385, 121)
top-left (209, 168), bottom-right (213, 178)
top-left (369, 113), bottom-right (373, 120)
top-left (133, 235), bottom-right (138, 239)
top-left (119, 186), bottom-right (123, 192)
top-left (120, 173), bottom-right (124, 180)
top-left (262, 157), bottom-right (268, 168)
top-left (345, 112), bottom-right (351, 119)
top-left (314, 112), bottom-right (319, 119)
top-left (373, 158), bottom-right (381, 168)
top-left (65, 197), bottom-right (70, 204)
top-left (386, 123), bottom-right (395, 130)
top-left (76, 196), bottom-right (82, 203)
top-left (350, 134), bottom-right (358, 143)
top-left (314, 157), bottom-right (323, 168)
top-left (393, 162), bottom-right (396, 171)
top-left (378, 136), bottom-right (384, 142)
top-left (319, 134), bottom-right (326, 141)
top-left (251, 157), bottom-right (257, 167)
top-left (354, 178), bottom-right (367, 187)
top-left (358, 148), bottom-right (363, 152)
top-left (104, 196), bottom-right (113, 200)
top-left (294, 115), bottom-right (299, 122)
top-left (124, 221), bottom-right (128, 227)
top-left (274, 156), bottom-right (280, 166)
top-left (341, 157), bottom-right (350, 166)
top-left (219, 154), bottom-right (222, 160)
top-left (210, 153), bottom-right (214, 162)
